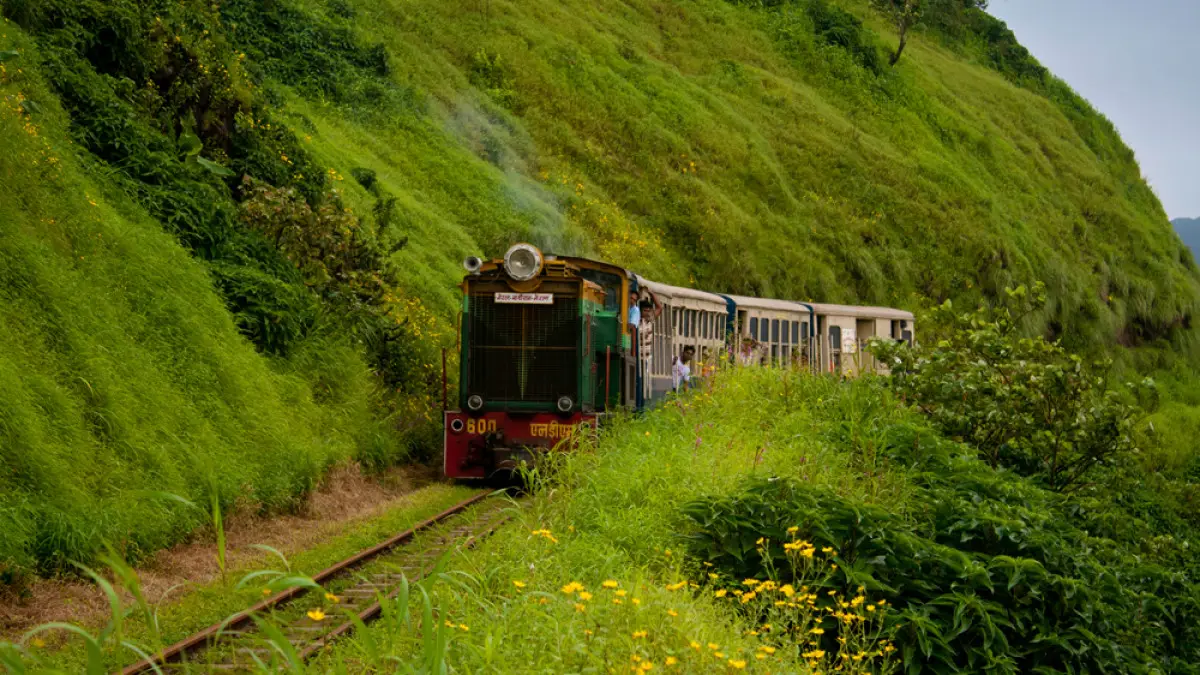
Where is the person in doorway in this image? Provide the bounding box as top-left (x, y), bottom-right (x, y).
top-left (637, 292), bottom-right (662, 400)
top-left (673, 346), bottom-right (695, 391)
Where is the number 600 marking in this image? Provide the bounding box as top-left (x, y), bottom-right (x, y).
top-left (466, 418), bottom-right (497, 434)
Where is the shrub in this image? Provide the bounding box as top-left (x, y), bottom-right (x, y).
top-left (868, 284), bottom-right (1157, 491)
top-left (685, 468), bottom-right (1200, 672)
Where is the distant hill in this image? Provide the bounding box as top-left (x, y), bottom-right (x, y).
top-left (1174, 218), bottom-right (1200, 259)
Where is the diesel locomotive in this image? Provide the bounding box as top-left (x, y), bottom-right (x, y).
top-left (444, 243), bottom-right (914, 480)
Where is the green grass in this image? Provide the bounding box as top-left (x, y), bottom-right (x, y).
top-left (0, 28), bottom-right (404, 581)
top-left (308, 368), bottom-right (1199, 673)
top-left (26, 483), bottom-right (478, 672)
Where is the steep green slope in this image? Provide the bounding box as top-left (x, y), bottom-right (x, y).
top-left (262, 0), bottom-right (1196, 348)
top-left (0, 26), bottom-right (394, 581)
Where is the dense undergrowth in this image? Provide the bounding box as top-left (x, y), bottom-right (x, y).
top-left (3, 0), bottom-right (1200, 591)
top-left (2, 367), bottom-right (1198, 672)
top-left (354, 367), bottom-right (1198, 673)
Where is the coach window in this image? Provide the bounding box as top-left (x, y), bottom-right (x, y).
top-left (750, 317), bottom-right (758, 341)
top-left (772, 319), bottom-right (780, 345)
top-left (792, 321), bottom-right (800, 345)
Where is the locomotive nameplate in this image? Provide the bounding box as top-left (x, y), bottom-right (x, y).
top-left (494, 292), bottom-right (554, 304)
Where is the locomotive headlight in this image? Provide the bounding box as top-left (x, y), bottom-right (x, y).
top-left (467, 395), bottom-right (484, 411)
top-left (556, 395), bottom-right (574, 413)
top-left (503, 243), bottom-right (543, 282)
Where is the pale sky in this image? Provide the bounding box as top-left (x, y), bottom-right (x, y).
top-left (989, 0), bottom-right (1199, 219)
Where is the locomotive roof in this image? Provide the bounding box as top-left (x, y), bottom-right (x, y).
top-left (720, 294), bottom-right (813, 313)
top-left (807, 303), bottom-right (914, 320)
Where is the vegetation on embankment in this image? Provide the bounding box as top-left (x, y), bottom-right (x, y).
top-left (2, 353), bottom-right (1198, 671)
top-left (2, 0), bottom-right (1199, 588)
top-left (299, 362), bottom-right (1196, 673)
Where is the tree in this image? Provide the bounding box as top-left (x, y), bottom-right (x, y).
top-left (867, 284), bottom-right (1157, 492)
top-left (872, 0), bottom-right (921, 66)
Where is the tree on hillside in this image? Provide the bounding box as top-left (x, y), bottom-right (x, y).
top-left (872, 0), bottom-right (921, 65)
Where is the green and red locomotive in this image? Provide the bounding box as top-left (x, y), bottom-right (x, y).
top-left (444, 244), bottom-right (635, 479)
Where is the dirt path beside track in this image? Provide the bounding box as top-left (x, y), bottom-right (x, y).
top-left (0, 463), bottom-right (439, 639)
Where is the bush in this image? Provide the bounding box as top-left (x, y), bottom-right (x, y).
top-left (868, 284), bottom-right (1156, 491)
top-left (685, 463), bottom-right (1200, 672)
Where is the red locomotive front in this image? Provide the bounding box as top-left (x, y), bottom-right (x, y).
top-left (444, 411), bottom-right (599, 479)
top-left (444, 244), bottom-right (627, 481)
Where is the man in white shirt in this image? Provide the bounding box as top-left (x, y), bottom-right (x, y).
top-left (672, 346), bottom-right (695, 391)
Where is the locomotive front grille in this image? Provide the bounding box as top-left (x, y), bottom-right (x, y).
top-left (467, 293), bottom-right (579, 405)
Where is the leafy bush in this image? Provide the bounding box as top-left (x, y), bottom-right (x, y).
top-left (805, 0), bottom-right (886, 73)
top-left (685, 457), bottom-right (1200, 672)
top-left (869, 284), bottom-right (1157, 491)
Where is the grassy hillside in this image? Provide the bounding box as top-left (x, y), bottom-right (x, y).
top-left (1, 0), bottom-right (1197, 581)
top-left (0, 21), bottom-right (404, 582)
top-left (229, 0), bottom-right (1197, 348)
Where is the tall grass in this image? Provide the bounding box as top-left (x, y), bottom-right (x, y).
top-left (323, 366), bottom-right (1199, 672)
top-left (0, 28), bottom-right (391, 582)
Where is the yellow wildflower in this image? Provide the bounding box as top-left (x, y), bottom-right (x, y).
top-left (603, 580), bottom-right (620, 589)
top-left (562, 582), bottom-right (585, 594)
top-left (810, 628), bottom-right (825, 635)
top-left (667, 609), bottom-right (679, 617)
top-left (787, 526), bottom-right (800, 534)
top-left (802, 649), bottom-right (826, 659)
top-left (708, 643), bottom-right (719, 651)
top-left (632, 598), bottom-right (641, 605)
top-left (307, 609), bottom-right (326, 622)
top-left (714, 589), bottom-right (728, 598)
top-left (730, 660), bottom-right (747, 669)
top-left (666, 656), bottom-right (678, 666)
top-left (513, 580), bottom-right (527, 588)
top-left (633, 630), bottom-right (648, 639)
top-left (690, 641), bottom-right (701, 651)
top-left (325, 593), bottom-right (340, 603)
top-left (616, 589), bottom-right (628, 597)
top-left (575, 603), bottom-right (587, 613)
top-left (29, 638), bottom-right (45, 649)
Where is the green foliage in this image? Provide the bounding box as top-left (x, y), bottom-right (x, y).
top-left (869, 284), bottom-right (1156, 491)
top-left (686, 467), bottom-right (1200, 673)
top-left (807, 0), bottom-right (886, 72)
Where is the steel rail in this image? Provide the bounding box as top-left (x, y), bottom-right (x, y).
top-left (122, 489), bottom-right (497, 674)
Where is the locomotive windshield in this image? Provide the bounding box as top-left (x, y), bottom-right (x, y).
top-left (465, 289), bottom-right (581, 407)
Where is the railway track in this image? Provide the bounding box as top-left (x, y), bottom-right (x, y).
top-left (122, 490), bottom-right (512, 673)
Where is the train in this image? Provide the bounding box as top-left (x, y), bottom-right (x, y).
top-left (443, 243), bottom-right (914, 480)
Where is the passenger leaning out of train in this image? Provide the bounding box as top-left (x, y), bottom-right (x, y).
top-left (637, 292), bottom-right (663, 399)
top-left (672, 346), bottom-right (695, 391)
